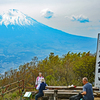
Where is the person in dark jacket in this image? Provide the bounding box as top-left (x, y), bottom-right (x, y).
top-left (81, 77), bottom-right (94, 100)
top-left (35, 78), bottom-right (47, 100)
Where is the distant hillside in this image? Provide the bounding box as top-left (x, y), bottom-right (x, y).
top-left (0, 9), bottom-right (97, 73)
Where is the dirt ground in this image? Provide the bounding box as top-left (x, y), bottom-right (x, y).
top-left (94, 97), bottom-right (100, 100)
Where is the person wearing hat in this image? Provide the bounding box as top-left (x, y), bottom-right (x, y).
top-left (35, 72), bottom-right (44, 87)
top-left (35, 78), bottom-right (47, 100)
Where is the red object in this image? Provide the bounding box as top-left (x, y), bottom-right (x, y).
top-left (35, 85), bottom-right (37, 88)
top-left (74, 86), bottom-right (76, 88)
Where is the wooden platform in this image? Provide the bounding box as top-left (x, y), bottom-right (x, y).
top-left (46, 86), bottom-right (99, 91)
top-left (43, 90), bottom-right (81, 99)
top-left (43, 86), bottom-right (99, 100)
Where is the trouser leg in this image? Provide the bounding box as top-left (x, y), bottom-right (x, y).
top-left (35, 93), bottom-right (43, 100)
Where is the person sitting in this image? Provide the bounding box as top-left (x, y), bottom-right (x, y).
top-left (35, 78), bottom-right (47, 100)
top-left (81, 77), bottom-right (94, 100)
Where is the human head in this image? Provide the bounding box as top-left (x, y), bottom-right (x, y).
top-left (41, 78), bottom-right (45, 83)
top-left (82, 77), bottom-right (88, 85)
top-left (39, 72), bottom-right (42, 77)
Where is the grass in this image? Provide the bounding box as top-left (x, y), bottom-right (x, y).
top-left (0, 90), bottom-right (21, 100)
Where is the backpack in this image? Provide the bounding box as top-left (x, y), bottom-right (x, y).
top-left (69, 93), bottom-right (83, 100)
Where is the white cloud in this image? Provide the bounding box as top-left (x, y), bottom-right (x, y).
top-left (0, 0), bottom-right (100, 37)
top-left (66, 15), bottom-right (90, 23)
top-left (41, 8), bottom-right (54, 19)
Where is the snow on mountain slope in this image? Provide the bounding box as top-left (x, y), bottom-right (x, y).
top-left (0, 9), bottom-right (97, 73)
top-left (0, 9), bottom-right (37, 26)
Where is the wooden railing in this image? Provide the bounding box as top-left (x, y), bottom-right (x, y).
top-left (0, 80), bottom-right (24, 98)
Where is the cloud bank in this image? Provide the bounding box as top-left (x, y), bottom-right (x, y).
top-left (41, 8), bottom-right (54, 19)
top-left (66, 15), bottom-right (90, 23)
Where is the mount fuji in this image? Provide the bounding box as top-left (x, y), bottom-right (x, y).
top-left (0, 9), bottom-right (97, 73)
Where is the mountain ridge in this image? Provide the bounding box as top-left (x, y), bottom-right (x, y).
top-left (0, 9), bottom-right (38, 26)
top-left (0, 9), bottom-right (97, 73)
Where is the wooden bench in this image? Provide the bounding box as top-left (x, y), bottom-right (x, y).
top-left (43, 90), bottom-right (81, 100)
top-left (43, 89), bottom-right (98, 100)
top-left (46, 86), bottom-right (99, 91)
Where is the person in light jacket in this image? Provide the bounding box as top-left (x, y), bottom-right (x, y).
top-left (35, 72), bottom-right (44, 87)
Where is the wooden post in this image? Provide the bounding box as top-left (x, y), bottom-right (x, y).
top-left (18, 81), bottom-right (20, 94)
top-left (4, 85), bottom-right (9, 93)
top-left (54, 89), bottom-right (58, 100)
top-left (22, 80), bottom-right (24, 90)
top-left (2, 86), bottom-right (4, 99)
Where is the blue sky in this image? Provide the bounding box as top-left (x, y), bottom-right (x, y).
top-left (0, 0), bottom-right (100, 38)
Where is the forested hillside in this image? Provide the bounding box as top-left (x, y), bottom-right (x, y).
top-left (0, 52), bottom-right (96, 88)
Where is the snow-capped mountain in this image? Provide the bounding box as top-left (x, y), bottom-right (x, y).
top-left (0, 9), bottom-right (37, 26)
top-left (0, 9), bottom-right (97, 73)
